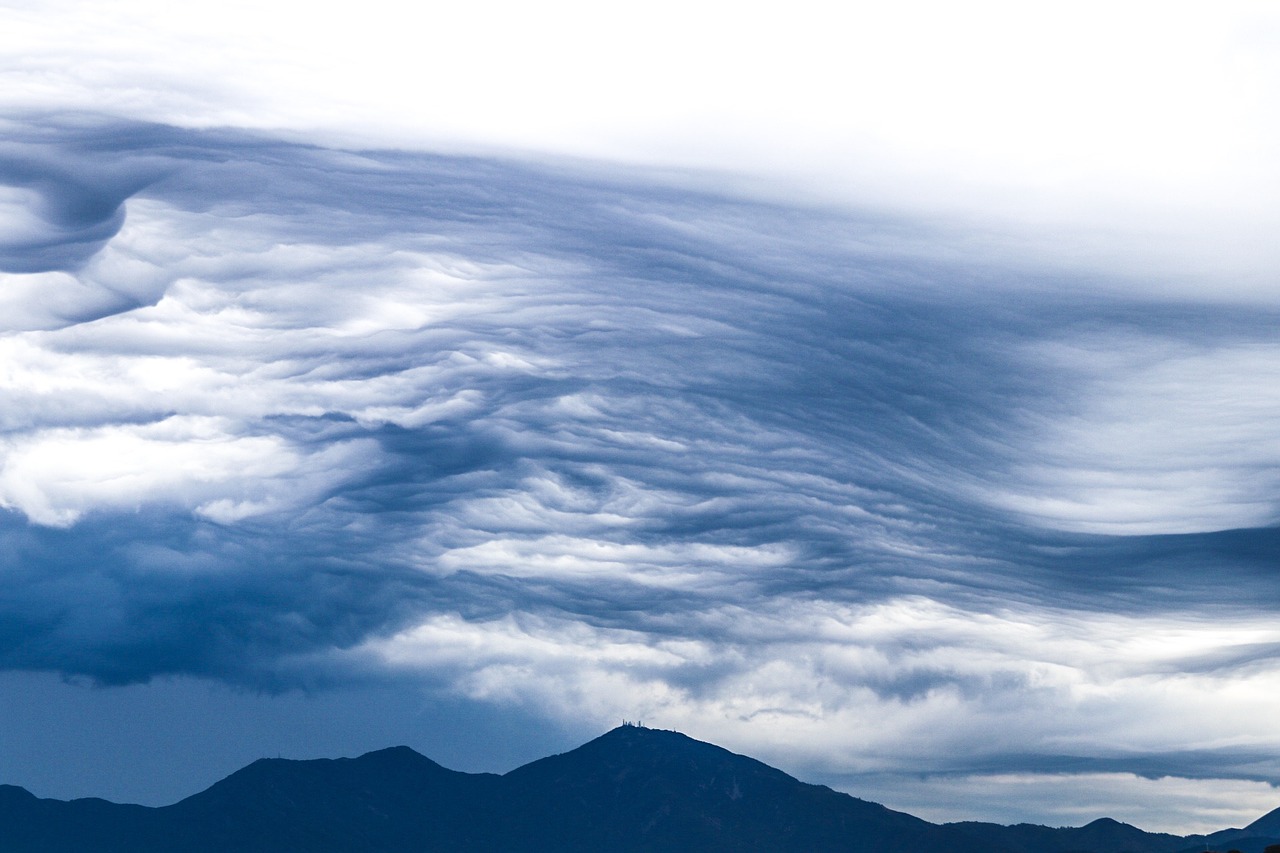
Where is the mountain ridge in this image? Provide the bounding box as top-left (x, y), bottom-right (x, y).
top-left (2, 725), bottom-right (1277, 853)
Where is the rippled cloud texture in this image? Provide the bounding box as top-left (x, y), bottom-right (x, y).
top-left (4, 115), bottom-right (1280, 832)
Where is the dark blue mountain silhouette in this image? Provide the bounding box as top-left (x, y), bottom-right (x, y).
top-left (2, 725), bottom-right (1277, 853)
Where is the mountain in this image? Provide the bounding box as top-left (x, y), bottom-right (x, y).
top-left (484, 725), bottom-right (988, 853)
top-left (1246, 807), bottom-right (1280, 838)
top-left (2, 725), bottom-right (1277, 853)
top-left (948, 816), bottom-right (1190, 853)
top-left (1169, 806), bottom-right (1280, 853)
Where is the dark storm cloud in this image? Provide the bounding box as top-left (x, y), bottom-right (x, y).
top-left (0, 511), bottom-right (425, 685)
top-left (5, 115), bottom-right (1280, 796)
top-left (943, 749), bottom-right (1280, 784)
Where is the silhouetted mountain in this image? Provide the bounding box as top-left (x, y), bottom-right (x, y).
top-left (1247, 807), bottom-right (1280, 837)
top-left (949, 816), bottom-right (1187, 853)
top-left (1169, 812), bottom-right (1280, 853)
top-left (156, 746), bottom-right (497, 852)
top-left (2, 725), bottom-right (1278, 853)
top-left (488, 725), bottom-right (988, 852)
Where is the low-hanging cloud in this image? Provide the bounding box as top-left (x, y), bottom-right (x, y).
top-left (4, 114), bottom-right (1280, 828)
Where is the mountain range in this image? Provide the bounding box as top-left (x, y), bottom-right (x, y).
top-left (3, 724), bottom-right (1279, 853)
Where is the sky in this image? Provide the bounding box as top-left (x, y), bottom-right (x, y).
top-left (2, 0), bottom-right (1280, 836)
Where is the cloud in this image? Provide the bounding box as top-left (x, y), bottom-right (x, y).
top-left (852, 771), bottom-right (1280, 836)
top-left (3, 115), bottom-right (1280, 828)
top-left (0, 130), bottom-right (161, 273)
top-left (0, 416), bottom-right (377, 526)
top-left (983, 336), bottom-right (1280, 534)
top-left (5, 3), bottom-right (1280, 292)
top-left (356, 597), bottom-right (1280, 770)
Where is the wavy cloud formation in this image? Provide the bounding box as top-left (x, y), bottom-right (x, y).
top-left (3, 115), bottom-right (1280, 830)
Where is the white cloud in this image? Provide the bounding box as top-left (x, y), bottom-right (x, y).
top-left (357, 598), bottom-right (1280, 799)
top-left (856, 771), bottom-right (1280, 836)
top-left (0, 185), bottom-right (49, 245)
top-left (0, 416), bottom-right (376, 526)
top-left (989, 340), bottom-right (1280, 534)
top-left (436, 534), bottom-right (793, 587)
top-left (0, 195), bottom-right (560, 525)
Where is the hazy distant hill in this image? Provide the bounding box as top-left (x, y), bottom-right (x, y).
top-left (2, 725), bottom-right (1277, 853)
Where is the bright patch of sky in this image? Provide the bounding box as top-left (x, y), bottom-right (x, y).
top-left (4, 1), bottom-right (1279, 283)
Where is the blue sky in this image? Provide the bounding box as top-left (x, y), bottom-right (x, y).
top-left (2, 0), bottom-right (1280, 835)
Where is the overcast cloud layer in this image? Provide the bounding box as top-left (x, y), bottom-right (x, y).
top-left (2, 115), bottom-right (1280, 832)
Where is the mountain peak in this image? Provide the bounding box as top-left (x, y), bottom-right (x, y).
top-left (353, 744), bottom-right (431, 763)
top-left (594, 722), bottom-right (705, 747)
top-left (518, 722), bottom-right (789, 785)
top-left (0, 784), bottom-right (38, 803)
top-left (1246, 804), bottom-right (1280, 835)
